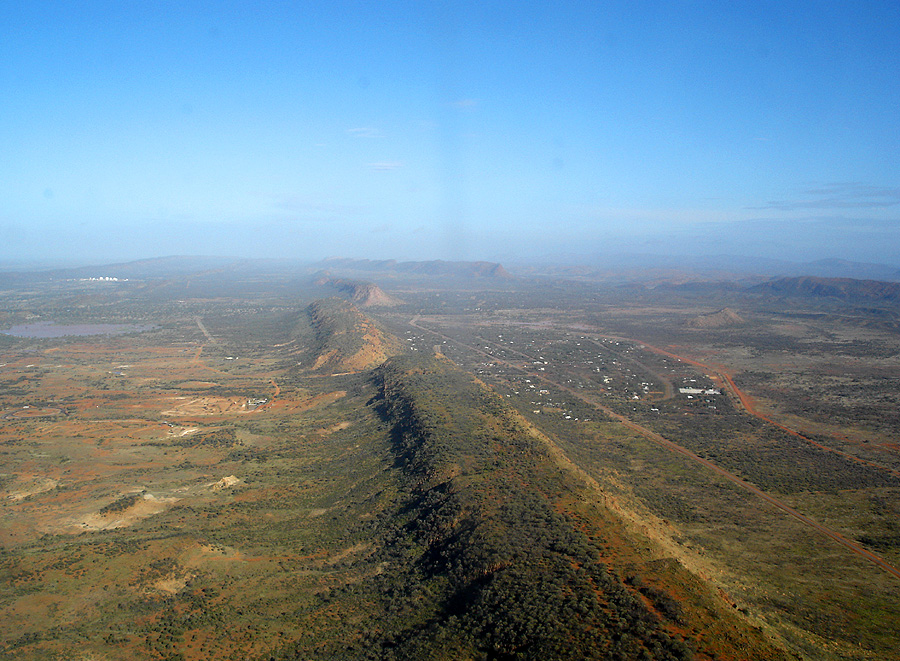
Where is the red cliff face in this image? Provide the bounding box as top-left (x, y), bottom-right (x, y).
top-left (316, 275), bottom-right (403, 307)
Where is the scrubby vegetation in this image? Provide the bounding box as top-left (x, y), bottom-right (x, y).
top-left (355, 355), bottom-right (695, 659)
top-left (4, 261), bottom-right (900, 660)
top-left (263, 355), bottom-right (779, 660)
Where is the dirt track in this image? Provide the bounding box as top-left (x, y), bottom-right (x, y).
top-left (597, 334), bottom-right (900, 479)
top-left (583, 338), bottom-right (675, 400)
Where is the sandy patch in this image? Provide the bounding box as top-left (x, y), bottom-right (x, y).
top-left (4, 476), bottom-right (59, 501)
top-left (168, 426), bottom-right (200, 437)
top-left (153, 574), bottom-right (191, 595)
top-left (73, 493), bottom-right (178, 532)
top-left (161, 396), bottom-right (248, 416)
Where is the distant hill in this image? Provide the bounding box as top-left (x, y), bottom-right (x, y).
top-left (751, 276), bottom-right (900, 305)
top-left (319, 258), bottom-right (511, 278)
top-left (799, 258), bottom-right (900, 281)
top-left (687, 307), bottom-right (746, 329)
top-left (314, 274), bottom-right (403, 307)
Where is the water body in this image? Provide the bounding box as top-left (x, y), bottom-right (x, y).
top-left (1, 321), bottom-right (155, 338)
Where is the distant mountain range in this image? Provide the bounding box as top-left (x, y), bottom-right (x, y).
top-left (318, 258), bottom-right (511, 278)
top-left (4, 256), bottom-right (900, 304)
top-left (0, 256), bottom-right (513, 285)
top-left (775, 258), bottom-right (900, 281)
top-left (511, 255), bottom-right (900, 282)
top-left (750, 276), bottom-right (900, 305)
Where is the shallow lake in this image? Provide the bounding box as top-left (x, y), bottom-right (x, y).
top-left (1, 321), bottom-right (155, 338)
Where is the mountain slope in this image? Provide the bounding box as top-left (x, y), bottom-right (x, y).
top-left (327, 354), bottom-right (790, 660)
top-left (687, 307), bottom-right (745, 328)
top-left (314, 275), bottom-right (403, 307)
top-left (303, 298), bottom-right (399, 372)
top-left (752, 276), bottom-right (900, 305)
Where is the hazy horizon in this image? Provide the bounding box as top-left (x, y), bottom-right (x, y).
top-left (3, 2), bottom-right (899, 265)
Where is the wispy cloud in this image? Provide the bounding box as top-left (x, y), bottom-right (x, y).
top-left (755, 183), bottom-right (900, 211)
top-left (368, 161), bottom-right (403, 171)
top-left (451, 98), bottom-right (478, 109)
top-left (346, 127), bottom-right (384, 138)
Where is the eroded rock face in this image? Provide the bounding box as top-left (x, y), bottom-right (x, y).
top-left (306, 298), bottom-right (399, 373)
top-left (211, 475), bottom-right (240, 491)
top-left (314, 274), bottom-right (404, 307)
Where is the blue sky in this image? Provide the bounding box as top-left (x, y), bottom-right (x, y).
top-left (2, 1), bottom-right (899, 265)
